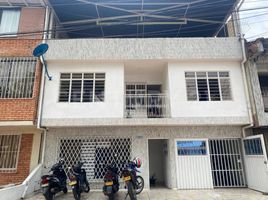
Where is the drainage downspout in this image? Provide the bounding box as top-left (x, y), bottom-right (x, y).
top-left (240, 35), bottom-right (254, 137)
top-left (21, 5), bottom-right (50, 200)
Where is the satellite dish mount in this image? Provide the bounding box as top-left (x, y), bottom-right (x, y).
top-left (33, 43), bottom-right (52, 81)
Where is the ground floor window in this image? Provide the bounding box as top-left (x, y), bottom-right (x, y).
top-left (57, 136), bottom-right (131, 182)
top-left (0, 134), bottom-right (21, 172)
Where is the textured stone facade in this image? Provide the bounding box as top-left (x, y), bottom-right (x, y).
top-left (43, 126), bottom-right (243, 189)
top-left (46, 38), bottom-right (243, 61)
top-left (246, 55), bottom-right (268, 126)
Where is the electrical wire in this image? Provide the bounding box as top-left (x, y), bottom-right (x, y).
top-left (0, 0), bottom-right (267, 38)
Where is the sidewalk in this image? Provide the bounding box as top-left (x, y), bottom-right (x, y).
top-left (26, 188), bottom-right (268, 200)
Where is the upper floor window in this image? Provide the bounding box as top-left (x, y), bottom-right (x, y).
top-left (185, 71), bottom-right (232, 101)
top-left (0, 9), bottom-right (20, 35)
top-left (59, 72), bottom-right (105, 103)
top-left (0, 57), bottom-right (36, 98)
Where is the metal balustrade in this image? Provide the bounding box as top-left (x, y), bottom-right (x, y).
top-left (125, 94), bottom-right (170, 118)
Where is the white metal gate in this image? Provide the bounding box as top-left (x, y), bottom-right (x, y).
top-left (176, 139), bottom-right (213, 189)
top-left (57, 136), bottom-right (132, 183)
top-left (243, 134), bottom-right (268, 193)
top-left (209, 139), bottom-right (246, 187)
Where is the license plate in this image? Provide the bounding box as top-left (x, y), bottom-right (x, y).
top-left (41, 183), bottom-right (49, 187)
top-left (69, 181), bottom-right (77, 186)
top-left (123, 176), bottom-right (131, 181)
top-left (105, 181), bottom-right (113, 186)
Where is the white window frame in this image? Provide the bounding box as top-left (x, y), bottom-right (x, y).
top-left (0, 134), bottom-right (21, 172)
top-left (58, 72), bottom-right (105, 103)
top-left (0, 9), bottom-right (21, 37)
top-left (185, 71), bottom-right (232, 101)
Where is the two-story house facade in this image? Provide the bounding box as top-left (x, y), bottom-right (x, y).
top-left (40, 37), bottom-right (251, 190)
top-left (0, 0), bottom-right (49, 186)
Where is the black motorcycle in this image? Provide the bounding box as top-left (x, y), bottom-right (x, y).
top-left (121, 161), bottom-right (144, 200)
top-left (68, 162), bottom-right (90, 200)
top-left (103, 161), bottom-right (120, 200)
top-left (40, 160), bottom-right (68, 200)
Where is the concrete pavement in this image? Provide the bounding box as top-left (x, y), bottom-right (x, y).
top-left (26, 188), bottom-right (268, 200)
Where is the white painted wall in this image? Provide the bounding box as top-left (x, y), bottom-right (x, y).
top-left (42, 62), bottom-right (124, 120)
top-left (168, 61), bottom-right (249, 119)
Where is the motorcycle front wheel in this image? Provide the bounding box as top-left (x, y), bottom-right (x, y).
top-left (127, 181), bottom-right (137, 200)
top-left (43, 189), bottom-right (54, 200)
top-left (136, 175), bottom-right (144, 194)
top-left (84, 181), bottom-right (90, 193)
top-left (72, 186), bottom-right (81, 200)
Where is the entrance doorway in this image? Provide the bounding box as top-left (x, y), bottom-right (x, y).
top-left (148, 139), bottom-right (167, 188)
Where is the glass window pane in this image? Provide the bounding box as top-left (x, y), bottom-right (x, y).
top-left (209, 79), bottom-right (220, 101)
top-left (197, 79), bottom-right (209, 101)
top-left (177, 140), bottom-right (207, 155)
top-left (95, 80), bottom-right (105, 102)
top-left (59, 80), bottom-right (70, 102)
top-left (71, 80), bottom-right (82, 102)
top-left (83, 80), bottom-right (93, 102)
top-left (186, 79), bottom-right (197, 101)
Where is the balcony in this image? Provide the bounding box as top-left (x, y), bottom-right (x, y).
top-left (125, 94), bottom-right (169, 118)
top-left (261, 87), bottom-right (268, 112)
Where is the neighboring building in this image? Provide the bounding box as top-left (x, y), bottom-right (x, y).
top-left (244, 38), bottom-right (268, 193)
top-left (0, 1), bottom-right (47, 186)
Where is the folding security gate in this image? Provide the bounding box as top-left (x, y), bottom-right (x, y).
top-left (57, 136), bottom-right (132, 182)
top-left (209, 139), bottom-right (246, 187)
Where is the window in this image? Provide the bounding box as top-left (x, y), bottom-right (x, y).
top-left (59, 73), bottom-right (105, 103)
top-left (244, 139), bottom-right (263, 155)
top-left (0, 134), bottom-right (21, 172)
top-left (0, 9), bottom-right (20, 35)
top-left (177, 140), bottom-right (207, 155)
top-left (0, 57), bottom-right (36, 98)
top-left (185, 71), bottom-right (232, 101)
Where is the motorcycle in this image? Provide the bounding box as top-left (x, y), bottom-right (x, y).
top-left (68, 162), bottom-right (90, 200)
top-left (121, 158), bottom-right (144, 200)
top-left (103, 161), bottom-right (120, 200)
top-left (40, 159), bottom-right (68, 200)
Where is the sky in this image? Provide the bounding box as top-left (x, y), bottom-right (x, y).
top-left (240, 0), bottom-right (268, 41)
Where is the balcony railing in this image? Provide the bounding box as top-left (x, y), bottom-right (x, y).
top-left (261, 87), bottom-right (268, 112)
top-left (125, 94), bottom-right (169, 118)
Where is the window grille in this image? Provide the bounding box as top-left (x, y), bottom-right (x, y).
top-left (57, 136), bottom-right (131, 183)
top-left (59, 73), bottom-right (105, 103)
top-left (185, 71), bottom-right (232, 101)
top-left (0, 57), bottom-right (37, 98)
top-left (0, 134), bottom-right (21, 172)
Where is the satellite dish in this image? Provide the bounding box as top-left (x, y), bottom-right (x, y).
top-left (33, 43), bottom-right (49, 57)
top-left (33, 43), bottom-right (52, 81)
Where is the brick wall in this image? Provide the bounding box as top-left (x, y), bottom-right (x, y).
top-left (18, 7), bottom-right (46, 39)
top-left (0, 134), bottom-right (33, 185)
top-left (0, 39), bottom-right (42, 121)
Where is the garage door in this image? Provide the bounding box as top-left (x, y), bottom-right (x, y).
top-left (176, 139), bottom-right (213, 189)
